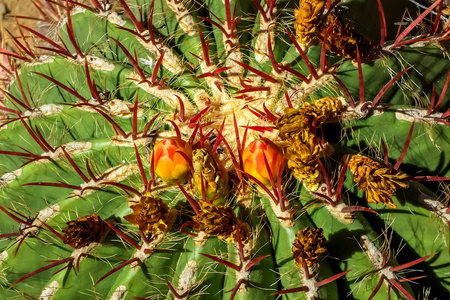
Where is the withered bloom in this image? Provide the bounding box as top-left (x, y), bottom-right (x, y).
top-left (276, 108), bottom-right (311, 140)
top-left (124, 195), bottom-right (176, 235)
top-left (292, 227), bottom-right (327, 267)
top-left (277, 97), bottom-right (342, 140)
top-left (317, 13), bottom-right (379, 61)
top-left (305, 97), bottom-right (342, 121)
top-left (294, 0), bottom-right (326, 45)
top-left (285, 132), bottom-right (323, 191)
top-left (62, 214), bottom-right (109, 249)
top-left (294, 0), bottom-right (379, 60)
top-left (192, 148), bottom-right (229, 205)
top-left (192, 202), bottom-right (251, 244)
top-left (348, 154), bottom-right (409, 208)
top-left (277, 97), bottom-right (341, 191)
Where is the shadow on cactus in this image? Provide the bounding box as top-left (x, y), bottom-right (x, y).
top-left (0, 0), bottom-right (450, 299)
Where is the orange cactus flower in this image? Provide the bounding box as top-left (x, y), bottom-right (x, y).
top-left (242, 138), bottom-right (284, 186)
top-left (151, 137), bottom-right (192, 184)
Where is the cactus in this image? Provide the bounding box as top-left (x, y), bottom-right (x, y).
top-left (1, 0), bottom-right (450, 299)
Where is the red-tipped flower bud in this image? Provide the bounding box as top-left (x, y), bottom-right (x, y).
top-left (242, 138), bottom-right (284, 186)
top-left (151, 137), bottom-right (192, 184)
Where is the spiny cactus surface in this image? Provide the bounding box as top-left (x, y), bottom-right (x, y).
top-left (0, 0), bottom-right (450, 299)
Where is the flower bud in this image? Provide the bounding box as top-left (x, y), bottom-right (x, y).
top-left (242, 138), bottom-right (284, 186)
top-left (151, 137), bottom-right (192, 184)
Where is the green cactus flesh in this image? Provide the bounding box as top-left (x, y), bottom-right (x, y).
top-left (0, 0), bottom-right (450, 299)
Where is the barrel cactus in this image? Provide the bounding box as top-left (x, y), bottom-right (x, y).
top-left (1, 0), bottom-right (450, 299)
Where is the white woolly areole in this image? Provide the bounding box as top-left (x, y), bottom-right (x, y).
top-left (324, 202), bottom-right (354, 225)
top-left (40, 281), bottom-right (59, 300)
top-left (298, 266), bottom-right (319, 300)
top-left (0, 251), bottom-right (8, 265)
top-left (166, 0), bottom-right (196, 36)
top-left (69, 55), bottom-right (115, 71)
top-left (266, 195), bottom-right (294, 228)
top-left (23, 104), bottom-right (64, 119)
top-left (93, 5), bottom-right (127, 27)
top-left (109, 285), bottom-right (127, 300)
top-left (69, 242), bottom-right (101, 268)
top-left (342, 102), bottom-right (385, 119)
top-left (418, 193), bottom-right (450, 224)
top-left (21, 204), bottom-right (60, 238)
top-left (131, 231), bottom-right (166, 270)
top-left (288, 71), bottom-right (334, 106)
top-left (312, 184), bottom-right (354, 224)
top-left (132, 73), bottom-right (196, 117)
top-left (76, 99), bottom-right (143, 118)
top-left (0, 169), bottom-right (22, 188)
top-left (360, 235), bottom-right (395, 282)
top-left (22, 56), bottom-right (56, 67)
top-left (176, 260), bottom-right (198, 299)
top-left (223, 20), bottom-right (243, 87)
top-left (194, 231), bottom-right (210, 247)
top-left (36, 141), bottom-right (92, 165)
top-left (68, 6), bottom-right (86, 16)
top-left (395, 108), bottom-right (445, 125)
top-left (67, 5), bottom-right (125, 28)
top-left (137, 32), bottom-right (184, 75)
top-left (254, 7), bottom-right (277, 63)
top-left (234, 240), bottom-right (256, 295)
top-left (197, 60), bottom-right (229, 104)
top-left (106, 13), bottom-right (127, 26)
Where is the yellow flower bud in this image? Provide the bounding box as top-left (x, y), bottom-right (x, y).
top-left (242, 138), bottom-right (284, 187)
top-left (151, 137), bottom-right (192, 184)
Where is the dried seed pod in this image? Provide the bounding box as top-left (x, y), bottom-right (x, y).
top-left (124, 195), bottom-right (176, 235)
top-left (284, 132), bottom-right (323, 191)
top-left (294, 0), bottom-right (326, 45)
top-left (277, 97), bottom-right (342, 140)
top-left (192, 202), bottom-right (251, 244)
top-left (308, 97), bottom-right (343, 121)
top-left (292, 227), bottom-right (327, 267)
top-left (317, 12), bottom-right (379, 60)
top-left (276, 108), bottom-right (312, 140)
top-left (294, 0), bottom-right (379, 59)
top-left (277, 97), bottom-right (342, 191)
top-left (62, 214), bottom-right (109, 249)
top-left (192, 148), bottom-right (229, 205)
top-left (348, 154), bottom-right (410, 208)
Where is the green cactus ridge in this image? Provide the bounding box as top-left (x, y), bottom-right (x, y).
top-left (0, 0), bottom-right (450, 299)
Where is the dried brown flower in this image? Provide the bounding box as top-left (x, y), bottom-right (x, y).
top-left (276, 107), bottom-right (312, 140)
top-left (62, 214), bottom-right (109, 249)
top-left (294, 0), bottom-right (326, 45)
top-left (277, 98), bottom-right (341, 191)
top-left (192, 148), bottom-right (229, 204)
top-left (317, 13), bottom-right (379, 60)
top-left (192, 202), bottom-right (251, 244)
top-left (294, 0), bottom-right (379, 60)
top-left (277, 97), bottom-right (341, 140)
top-left (292, 227), bottom-right (327, 267)
top-left (285, 132), bottom-right (323, 191)
top-left (124, 195), bottom-right (176, 234)
top-left (308, 96), bottom-right (342, 121)
top-left (349, 155), bottom-right (410, 208)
